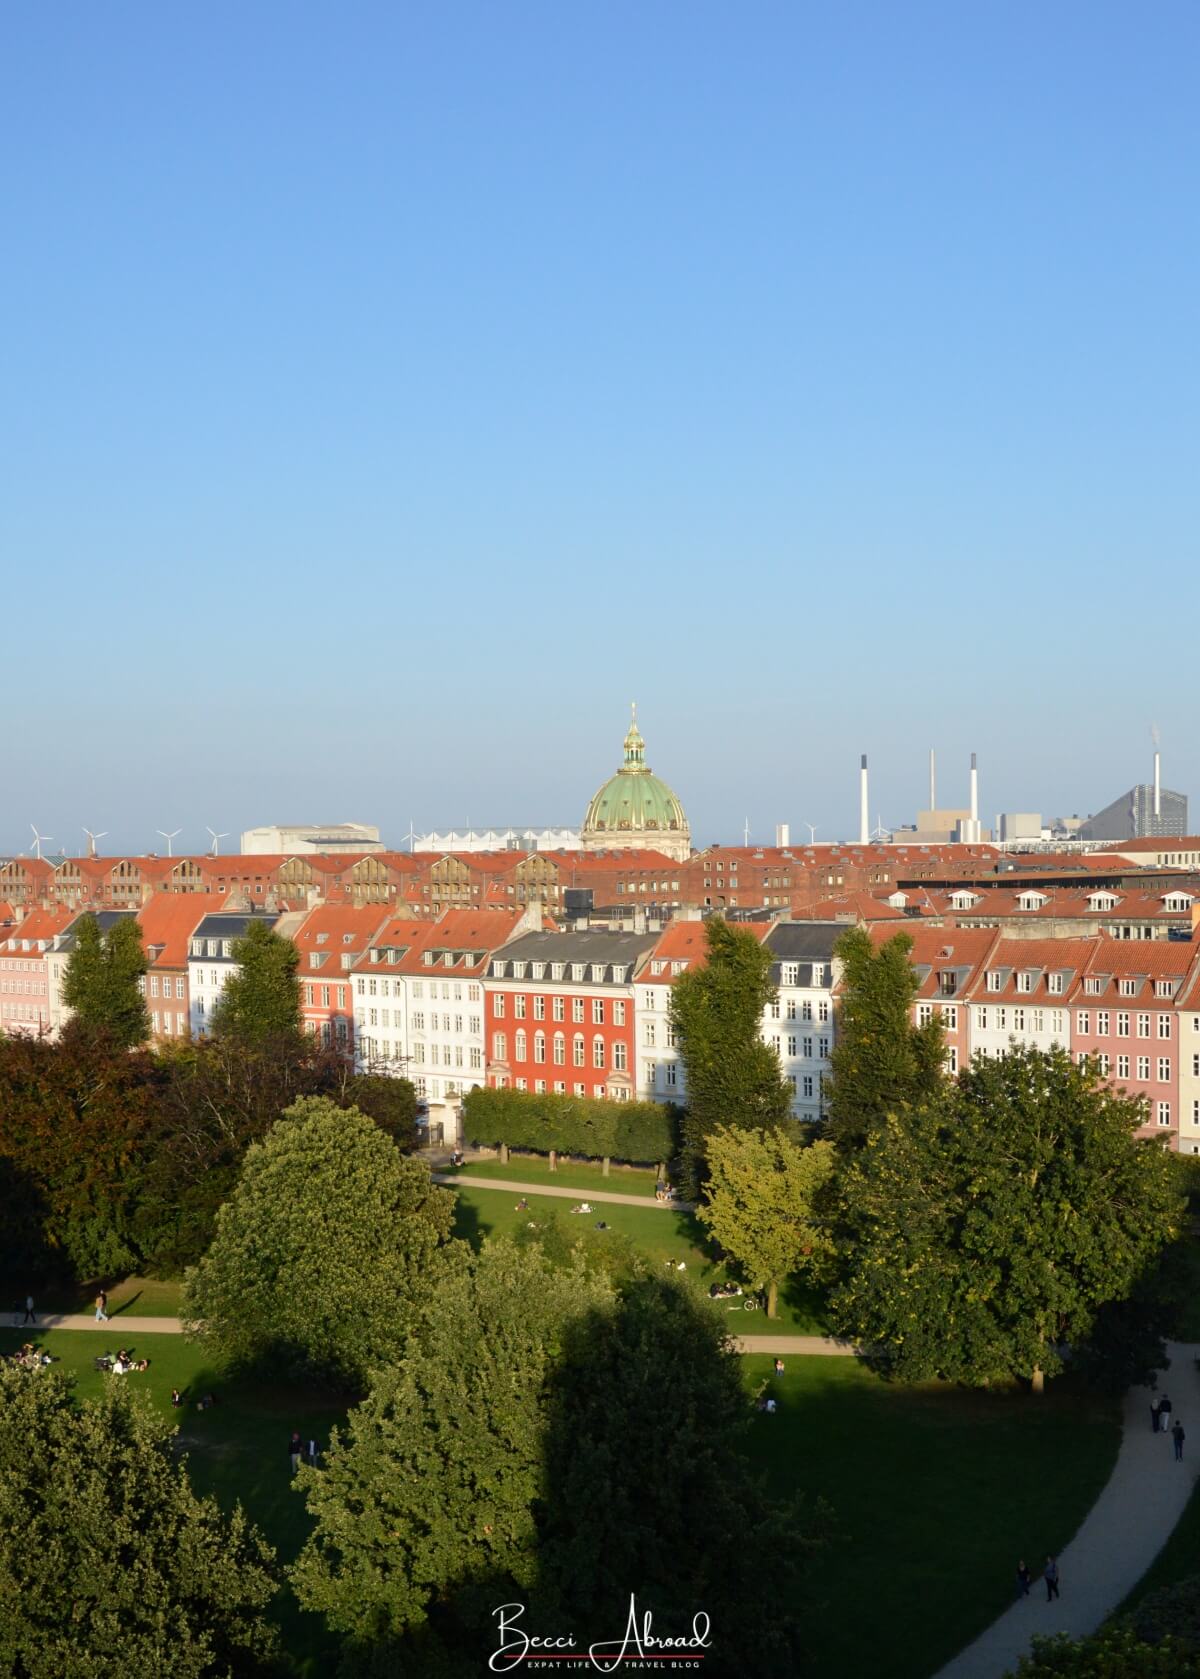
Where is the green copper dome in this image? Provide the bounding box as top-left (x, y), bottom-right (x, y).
top-left (581, 706), bottom-right (691, 855)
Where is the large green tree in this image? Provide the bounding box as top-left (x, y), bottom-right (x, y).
top-left (670, 919), bottom-right (793, 1192)
top-left (832, 1043), bottom-right (1183, 1390)
top-left (1010, 1628), bottom-right (1200, 1676)
top-left (697, 1124), bottom-right (836, 1317)
top-left (62, 913), bottom-right (150, 1049)
top-left (209, 919), bottom-right (302, 1044)
top-left (0, 1364), bottom-right (279, 1678)
top-left (292, 1240), bottom-right (611, 1673)
top-left (538, 1279), bottom-right (825, 1673)
top-left (182, 1097), bottom-right (456, 1388)
top-left (824, 926), bottom-right (944, 1150)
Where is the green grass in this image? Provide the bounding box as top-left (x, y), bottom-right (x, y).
top-left (453, 1183), bottom-right (831, 1336)
top-left (740, 1354), bottom-right (1122, 1679)
top-left (449, 1154), bottom-right (663, 1197)
top-left (0, 1327), bottom-right (346, 1677)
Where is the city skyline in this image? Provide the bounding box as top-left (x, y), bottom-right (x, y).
top-left (5, 4), bottom-right (1197, 852)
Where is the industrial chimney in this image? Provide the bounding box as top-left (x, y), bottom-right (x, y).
top-left (970, 751), bottom-right (979, 824)
top-left (929, 747), bottom-right (937, 813)
top-left (1154, 750), bottom-right (1162, 819)
top-left (860, 755), bottom-right (869, 846)
top-left (775, 823), bottom-right (790, 848)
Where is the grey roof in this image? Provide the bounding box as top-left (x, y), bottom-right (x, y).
top-left (190, 912), bottom-right (275, 944)
top-left (56, 909), bottom-right (137, 953)
top-left (490, 928), bottom-right (659, 984)
top-left (764, 923), bottom-right (843, 961)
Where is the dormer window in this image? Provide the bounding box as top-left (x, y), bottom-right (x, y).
top-left (316, 932), bottom-right (329, 945)
top-left (1164, 894), bottom-right (1194, 912)
top-left (424, 951), bottom-right (435, 966)
top-left (1083, 977), bottom-right (1102, 995)
top-left (1017, 892), bottom-right (1048, 911)
top-left (572, 964), bottom-right (585, 982)
top-left (651, 960), bottom-right (666, 975)
top-left (781, 963), bottom-right (799, 986)
top-left (1048, 974), bottom-right (1064, 994)
top-left (532, 962), bottom-right (545, 980)
top-left (222, 941), bottom-right (233, 958)
top-left (1015, 973), bottom-right (1033, 994)
top-left (591, 964), bottom-right (605, 982)
top-left (1156, 980), bottom-right (1175, 998)
top-left (491, 961), bottom-right (506, 978)
top-left (190, 940), bottom-right (203, 957)
top-left (370, 949), bottom-right (382, 964)
top-left (986, 971), bottom-right (1002, 993)
top-left (1087, 893), bottom-right (1119, 911)
top-left (938, 971), bottom-right (957, 997)
top-left (1119, 978), bottom-right (1137, 997)
top-left (551, 963), bottom-right (564, 981)
top-left (671, 960), bottom-right (686, 975)
top-left (343, 933), bottom-right (354, 945)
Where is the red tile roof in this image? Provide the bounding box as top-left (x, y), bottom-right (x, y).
top-left (137, 892), bottom-right (231, 968)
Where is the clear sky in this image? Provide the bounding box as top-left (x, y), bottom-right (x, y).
top-left (3, 3), bottom-right (1197, 856)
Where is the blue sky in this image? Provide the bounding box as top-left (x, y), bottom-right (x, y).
top-left (3, 3), bottom-right (1196, 855)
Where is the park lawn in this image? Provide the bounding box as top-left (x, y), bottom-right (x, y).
top-left (450, 1154), bottom-right (662, 1197)
top-left (0, 1327), bottom-right (345, 1677)
top-left (452, 1183), bottom-right (829, 1336)
top-left (740, 1354), bottom-right (1122, 1679)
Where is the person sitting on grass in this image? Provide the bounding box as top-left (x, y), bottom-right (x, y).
top-left (171, 1388), bottom-right (184, 1407)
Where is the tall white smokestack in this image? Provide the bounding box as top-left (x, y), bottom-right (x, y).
top-left (929, 748), bottom-right (936, 812)
top-left (1154, 751), bottom-right (1161, 818)
top-left (970, 752), bottom-right (979, 823)
top-left (775, 823), bottom-right (790, 848)
top-left (860, 755), bottom-right (869, 846)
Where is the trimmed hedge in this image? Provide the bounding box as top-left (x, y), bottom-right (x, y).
top-left (462, 1086), bottom-right (680, 1166)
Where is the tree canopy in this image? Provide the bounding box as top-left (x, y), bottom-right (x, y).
top-left (62, 913), bottom-right (150, 1049)
top-left (832, 1042), bottom-right (1183, 1388)
top-left (0, 1365), bottom-right (279, 1678)
top-left (209, 919), bottom-right (302, 1044)
top-left (697, 1124), bottom-right (835, 1317)
top-left (824, 926), bottom-right (944, 1149)
top-left (538, 1279), bottom-right (825, 1673)
top-left (669, 919), bottom-right (793, 1191)
top-left (1011, 1627), bottom-right (1200, 1677)
top-left (292, 1240), bottom-right (612, 1669)
top-left (181, 1096), bottom-right (456, 1388)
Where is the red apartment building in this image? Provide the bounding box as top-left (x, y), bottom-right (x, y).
top-left (485, 928), bottom-right (659, 1100)
top-left (293, 903), bottom-right (392, 1051)
top-left (137, 891), bottom-right (230, 1041)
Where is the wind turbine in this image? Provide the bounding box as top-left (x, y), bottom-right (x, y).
top-left (742, 817), bottom-right (751, 846)
top-left (802, 823), bottom-right (819, 846)
top-left (403, 821), bottom-right (418, 853)
top-left (157, 829), bottom-right (182, 857)
top-left (206, 827), bottom-right (230, 858)
top-left (82, 827), bottom-right (107, 859)
top-left (29, 824), bottom-right (53, 861)
top-left (870, 816), bottom-right (891, 844)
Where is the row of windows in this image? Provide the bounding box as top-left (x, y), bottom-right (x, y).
top-left (1076, 1011), bottom-right (1171, 1038)
top-left (509, 1078), bottom-right (629, 1101)
top-left (151, 1010), bottom-right (188, 1036)
top-left (356, 977), bottom-right (483, 1001)
top-left (768, 997), bottom-right (830, 1022)
top-left (494, 994), bottom-right (626, 1026)
top-left (0, 979), bottom-right (46, 994)
top-left (767, 1034), bottom-right (831, 1059)
top-left (493, 1031), bottom-right (628, 1071)
top-left (149, 976), bottom-right (187, 999)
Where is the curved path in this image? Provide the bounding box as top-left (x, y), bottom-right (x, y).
top-left (933, 1340), bottom-right (1200, 1679)
top-left (7, 1314), bottom-right (185, 1333)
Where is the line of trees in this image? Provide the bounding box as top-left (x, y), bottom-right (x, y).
top-left (461, 1085), bottom-right (679, 1170)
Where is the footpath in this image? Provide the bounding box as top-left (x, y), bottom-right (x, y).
top-left (933, 1340), bottom-right (1200, 1679)
top-left (433, 1171), bottom-right (694, 1209)
top-left (7, 1313), bottom-right (185, 1334)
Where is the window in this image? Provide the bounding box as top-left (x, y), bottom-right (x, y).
top-left (1119, 979), bottom-right (1137, 997)
top-left (786, 999), bottom-right (797, 1020)
top-left (612, 1041), bottom-right (627, 1072)
top-left (1096, 1053), bottom-right (1110, 1075)
top-left (986, 972), bottom-right (1002, 992)
top-left (533, 995), bottom-right (545, 1020)
top-left (470, 1046), bottom-right (482, 1070)
top-left (1158, 1057), bottom-right (1171, 1082)
top-left (493, 1031), bottom-right (508, 1059)
top-left (593, 1035), bottom-right (605, 1069)
top-left (573, 1034), bottom-right (585, 1067)
top-left (947, 1046), bottom-right (958, 1074)
top-left (1016, 972), bottom-right (1032, 994)
top-left (494, 994), bottom-right (505, 1018)
top-left (942, 1005), bottom-right (958, 1030)
top-left (534, 1032), bottom-right (546, 1064)
top-left (917, 1002), bottom-right (934, 1028)
top-left (1158, 1014), bottom-right (1173, 1039)
top-left (802, 1076), bottom-right (814, 1098)
top-left (1031, 1009), bottom-right (1044, 1032)
top-left (552, 996), bottom-right (564, 1021)
top-left (572, 998), bottom-right (585, 1023)
top-left (977, 1007), bottom-right (988, 1030)
top-left (515, 994), bottom-right (527, 1019)
top-left (1156, 979), bottom-right (1175, 998)
top-left (1137, 1014), bottom-right (1151, 1038)
top-left (1048, 974), bottom-right (1064, 995)
top-left (819, 1037), bottom-right (830, 1058)
top-left (1158, 1101), bottom-right (1172, 1127)
top-left (996, 1008), bottom-right (1007, 1030)
top-left (553, 1033), bottom-right (565, 1064)
top-left (613, 999), bottom-right (626, 1026)
top-left (1137, 1057), bottom-right (1151, 1080)
top-left (1076, 1011), bottom-right (1090, 1035)
top-left (1096, 1011), bottom-right (1109, 1035)
top-left (818, 1000), bottom-right (830, 1023)
top-left (516, 1077), bottom-right (527, 1091)
top-left (1117, 1055), bottom-right (1130, 1079)
top-left (664, 1061), bottom-right (678, 1089)
top-left (514, 1030), bottom-right (527, 1061)
top-left (1117, 1011), bottom-right (1130, 1036)
top-left (1013, 1008), bottom-right (1026, 1032)
top-left (781, 963), bottom-right (799, 986)
top-left (592, 998), bottom-right (605, 1025)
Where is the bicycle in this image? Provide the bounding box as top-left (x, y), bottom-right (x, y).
top-left (725, 1295), bottom-right (759, 1312)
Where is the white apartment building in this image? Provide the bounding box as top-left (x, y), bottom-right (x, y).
top-left (186, 911), bottom-right (304, 1035)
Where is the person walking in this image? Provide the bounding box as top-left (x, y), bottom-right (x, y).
top-left (1151, 1398), bottom-right (1162, 1433)
top-left (1173, 1420), bottom-right (1186, 1462)
top-left (1044, 1557), bottom-right (1060, 1602)
top-left (1016, 1560), bottom-right (1031, 1599)
top-left (307, 1437), bottom-right (319, 1467)
top-left (95, 1290), bottom-right (108, 1323)
top-left (289, 1431), bottom-right (302, 1473)
top-left (1160, 1394), bottom-right (1174, 1434)
top-left (21, 1296), bottom-right (35, 1325)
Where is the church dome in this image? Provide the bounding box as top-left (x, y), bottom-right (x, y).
top-left (581, 707), bottom-right (691, 860)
